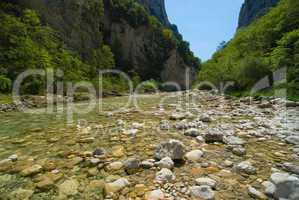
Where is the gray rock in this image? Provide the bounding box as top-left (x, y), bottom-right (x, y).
top-left (235, 161), bottom-right (257, 175)
top-left (155, 168), bottom-right (175, 183)
top-left (273, 175), bottom-right (299, 200)
top-left (204, 130), bottom-right (224, 143)
top-left (141, 159), bottom-right (155, 169)
top-left (93, 148), bottom-right (106, 157)
top-left (124, 158), bottom-right (140, 174)
top-left (248, 186), bottom-right (267, 199)
top-left (196, 136), bottom-right (205, 144)
top-left (224, 136), bottom-right (246, 145)
top-left (195, 177), bottom-right (217, 189)
top-left (190, 185), bottom-right (215, 200)
top-left (282, 162), bottom-right (299, 175)
top-left (155, 157), bottom-right (174, 169)
top-left (155, 140), bottom-right (186, 161)
top-left (105, 178), bottom-right (130, 193)
top-left (200, 114), bottom-right (213, 123)
top-left (270, 172), bottom-right (290, 184)
top-left (285, 136), bottom-right (299, 145)
top-left (184, 128), bottom-right (200, 137)
top-left (160, 120), bottom-right (170, 130)
top-left (8, 154), bottom-right (18, 162)
top-left (232, 147), bottom-right (247, 156)
top-left (262, 181), bottom-right (276, 196)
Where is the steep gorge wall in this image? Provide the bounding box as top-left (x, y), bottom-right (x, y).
top-left (238, 0), bottom-right (279, 28)
top-left (13, 0), bottom-right (197, 88)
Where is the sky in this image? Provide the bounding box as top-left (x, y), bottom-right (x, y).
top-left (165, 0), bottom-right (244, 61)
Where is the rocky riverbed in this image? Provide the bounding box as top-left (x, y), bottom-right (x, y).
top-left (0, 90), bottom-right (298, 200)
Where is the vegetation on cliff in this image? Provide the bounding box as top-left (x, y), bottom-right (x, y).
top-left (199, 0), bottom-right (299, 100)
top-left (0, 0), bottom-right (200, 95)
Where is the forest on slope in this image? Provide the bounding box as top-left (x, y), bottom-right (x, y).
top-left (199, 0), bottom-right (299, 100)
top-left (0, 0), bottom-right (200, 95)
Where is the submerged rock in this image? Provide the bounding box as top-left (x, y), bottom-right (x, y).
top-left (185, 150), bottom-right (204, 162)
top-left (155, 157), bottom-right (174, 169)
top-left (155, 139), bottom-right (186, 161)
top-left (235, 161), bottom-right (256, 175)
top-left (146, 189), bottom-right (165, 200)
top-left (267, 173), bottom-right (299, 200)
top-left (21, 164), bottom-right (43, 177)
top-left (248, 186), bottom-right (267, 199)
top-left (190, 185), bottom-right (215, 200)
top-left (58, 179), bottom-right (79, 197)
top-left (105, 178), bottom-right (130, 194)
top-left (224, 136), bottom-right (246, 145)
top-left (155, 168), bottom-right (175, 183)
top-left (195, 177), bottom-right (217, 189)
top-left (285, 136), bottom-right (299, 145)
top-left (184, 128), bottom-right (200, 137)
top-left (204, 130), bottom-right (224, 143)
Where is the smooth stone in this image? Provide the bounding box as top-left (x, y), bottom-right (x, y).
top-left (285, 136), bottom-right (299, 145)
top-left (9, 189), bottom-right (34, 200)
top-left (107, 162), bottom-right (123, 171)
top-left (195, 177), bottom-right (217, 189)
top-left (262, 181), bottom-right (276, 196)
top-left (124, 158), bottom-right (140, 174)
top-left (141, 160), bottom-right (155, 169)
top-left (232, 147), bottom-right (247, 156)
top-left (112, 146), bottom-right (125, 158)
top-left (196, 136), bottom-right (205, 143)
top-left (235, 161), bottom-right (256, 175)
top-left (204, 130), bottom-right (224, 143)
top-left (282, 162), bottom-right (299, 175)
top-left (21, 164), bottom-right (43, 177)
top-left (8, 154), bottom-right (18, 162)
top-left (155, 168), bottom-right (175, 183)
top-left (146, 189), bottom-right (165, 200)
top-left (185, 150), bottom-right (204, 162)
top-left (184, 128), bottom-right (200, 137)
top-left (224, 136), bottom-right (246, 145)
top-left (93, 148), bottom-right (106, 156)
top-left (248, 186), bottom-right (267, 199)
top-left (105, 178), bottom-right (130, 194)
top-left (270, 173), bottom-right (290, 184)
top-left (223, 160), bottom-right (234, 167)
top-left (190, 185), bottom-right (215, 200)
top-left (155, 157), bottom-right (174, 169)
top-left (58, 179), bottom-right (79, 197)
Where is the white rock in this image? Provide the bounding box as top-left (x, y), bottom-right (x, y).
top-left (196, 177), bottom-right (217, 189)
top-left (190, 185), bottom-right (215, 200)
top-left (155, 168), bottom-right (175, 183)
top-left (155, 157), bottom-right (174, 169)
top-left (185, 150), bottom-right (204, 162)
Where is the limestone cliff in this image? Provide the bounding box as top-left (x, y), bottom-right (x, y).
top-left (13, 0), bottom-right (198, 89)
top-left (238, 0), bottom-right (279, 28)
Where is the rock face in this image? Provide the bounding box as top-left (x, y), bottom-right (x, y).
top-left (14, 0), bottom-right (197, 89)
top-left (238, 0), bottom-right (279, 28)
top-left (138, 0), bottom-right (179, 34)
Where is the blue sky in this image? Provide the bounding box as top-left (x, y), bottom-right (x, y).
top-left (165, 0), bottom-right (244, 61)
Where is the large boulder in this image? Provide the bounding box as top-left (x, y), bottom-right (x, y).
top-left (155, 140), bottom-right (186, 161)
top-left (264, 173), bottom-right (299, 200)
